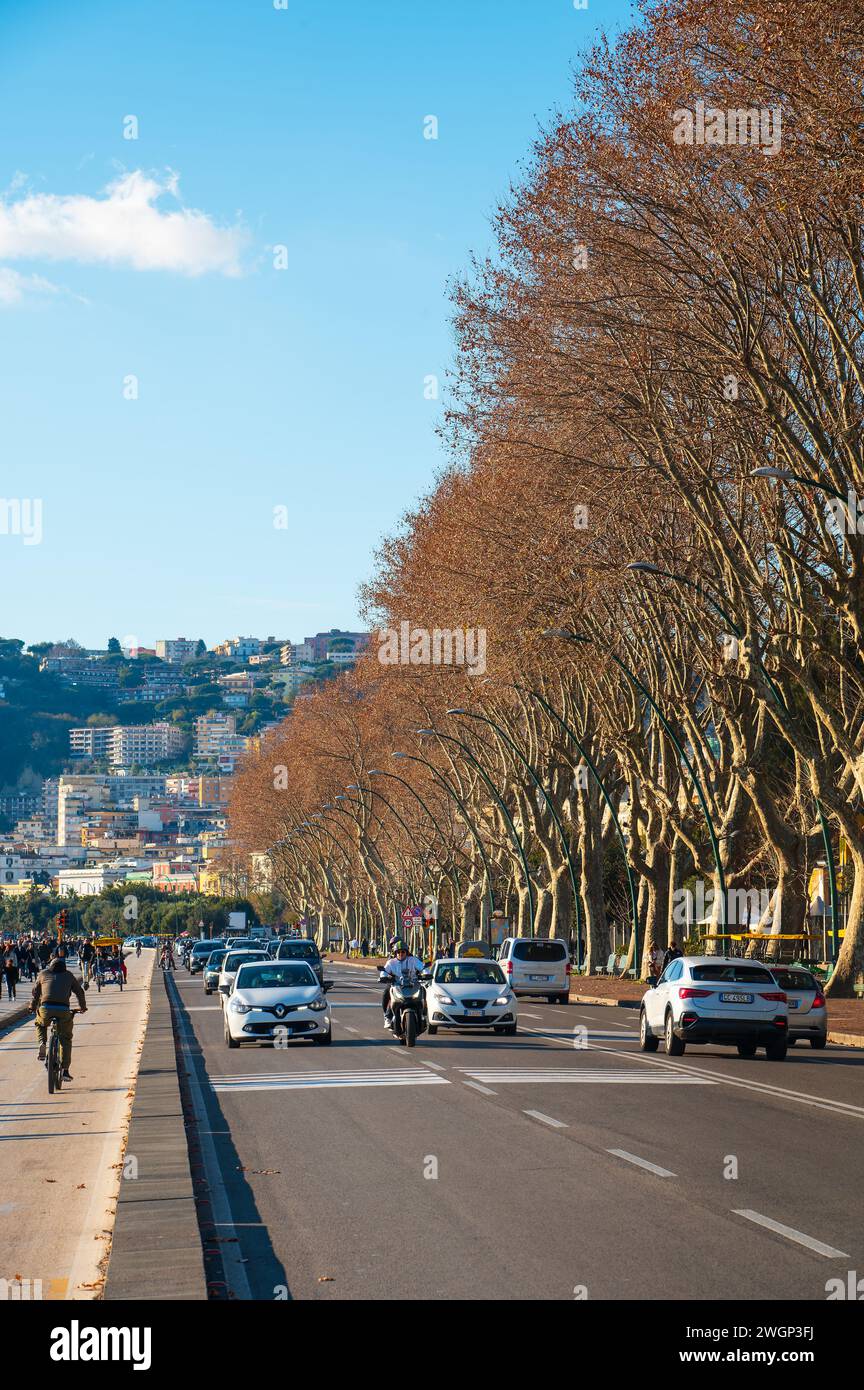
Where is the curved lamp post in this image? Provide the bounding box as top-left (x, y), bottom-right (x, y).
top-left (391, 751), bottom-right (495, 917)
top-left (416, 727), bottom-right (536, 924)
top-left (447, 707), bottom-right (583, 968)
top-left (629, 558), bottom-right (841, 961)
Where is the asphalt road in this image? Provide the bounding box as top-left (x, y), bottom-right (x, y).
top-left (170, 961), bottom-right (864, 1302)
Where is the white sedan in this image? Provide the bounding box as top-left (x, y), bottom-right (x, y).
top-left (224, 960), bottom-right (333, 1047)
top-left (217, 949), bottom-right (270, 1005)
top-left (424, 959), bottom-right (518, 1035)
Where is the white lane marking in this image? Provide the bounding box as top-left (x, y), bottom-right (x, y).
top-left (520, 1026), bottom-right (864, 1119)
top-left (212, 1069), bottom-right (450, 1092)
top-left (523, 1110), bottom-right (568, 1129)
top-left (341, 1025), bottom-right (359, 1035)
top-left (607, 1148), bottom-right (676, 1178)
top-left (184, 1007), bottom-right (222, 1012)
top-left (419, 1060), bottom-right (446, 1071)
top-left (733, 1210), bottom-right (850, 1259)
top-left (520, 1012), bottom-right (542, 1020)
top-left (460, 1069), bottom-right (712, 1085)
top-left (463, 1080), bottom-right (496, 1096)
top-left (329, 1003), bottom-right (380, 1008)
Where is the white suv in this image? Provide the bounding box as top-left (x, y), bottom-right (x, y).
top-left (497, 937), bottom-right (571, 1003)
top-left (640, 956), bottom-right (788, 1060)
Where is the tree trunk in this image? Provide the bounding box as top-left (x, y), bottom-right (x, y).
top-left (826, 844), bottom-right (864, 997)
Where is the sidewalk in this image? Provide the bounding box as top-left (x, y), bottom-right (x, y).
top-left (325, 953), bottom-right (864, 1045)
top-left (0, 952), bottom-right (154, 1300)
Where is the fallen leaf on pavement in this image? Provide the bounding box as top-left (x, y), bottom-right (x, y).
top-left (318, 1276), bottom-right (335, 1283)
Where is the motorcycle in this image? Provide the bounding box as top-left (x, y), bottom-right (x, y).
top-left (380, 969), bottom-right (428, 1047)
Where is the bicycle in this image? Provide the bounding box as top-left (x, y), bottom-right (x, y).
top-left (45, 1009), bottom-right (79, 1095)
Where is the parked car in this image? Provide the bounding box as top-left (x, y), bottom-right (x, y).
top-left (224, 960), bottom-right (333, 1047)
top-left (203, 950), bottom-right (228, 996)
top-left (640, 956), bottom-right (789, 1060)
top-left (273, 937), bottom-right (326, 986)
top-left (496, 937), bottom-right (571, 1003)
top-left (423, 959), bottom-right (517, 1035)
top-left (769, 966), bottom-right (827, 1049)
top-left (188, 939), bottom-right (227, 974)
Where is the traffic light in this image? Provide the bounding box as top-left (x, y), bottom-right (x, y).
top-left (57, 909), bottom-right (68, 938)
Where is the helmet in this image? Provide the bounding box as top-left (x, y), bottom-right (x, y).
top-left (391, 937), bottom-right (408, 955)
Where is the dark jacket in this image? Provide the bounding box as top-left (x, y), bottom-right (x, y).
top-left (31, 959), bottom-right (87, 1011)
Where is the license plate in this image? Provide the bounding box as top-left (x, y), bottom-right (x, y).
top-left (529, 974), bottom-right (549, 982)
top-left (788, 1000), bottom-right (799, 1009)
top-left (465, 1009), bottom-right (484, 1017)
top-left (720, 992), bottom-right (753, 1004)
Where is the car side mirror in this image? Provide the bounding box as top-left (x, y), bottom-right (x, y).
top-left (420, 971), bottom-right (432, 982)
top-left (323, 981), bottom-right (334, 993)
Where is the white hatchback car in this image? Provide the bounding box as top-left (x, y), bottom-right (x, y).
top-left (640, 956), bottom-right (789, 1060)
top-left (224, 959), bottom-right (332, 1047)
top-left (424, 959), bottom-right (518, 1035)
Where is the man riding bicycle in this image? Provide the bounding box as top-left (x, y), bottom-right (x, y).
top-left (30, 956), bottom-right (87, 1082)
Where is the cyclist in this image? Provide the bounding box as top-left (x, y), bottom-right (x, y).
top-left (135, 940), bottom-right (142, 959)
top-left (30, 956), bottom-right (87, 1082)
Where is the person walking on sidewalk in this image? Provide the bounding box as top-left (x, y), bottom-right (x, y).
top-left (30, 956), bottom-right (88, 1081)
top-left (2, 948), bottom-right (19, 1001)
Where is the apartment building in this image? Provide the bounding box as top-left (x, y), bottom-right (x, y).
top-left (69, 722), bottom-right (186, 766)
top-left (213, 636), bottom-right (262, 660)
top-left (155, 638), bottom-right (199, 664)
top-left (194, 712), bottom-right (250, 763)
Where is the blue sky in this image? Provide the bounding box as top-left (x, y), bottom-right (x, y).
top-left (0, 0), bottom-right (633, 650)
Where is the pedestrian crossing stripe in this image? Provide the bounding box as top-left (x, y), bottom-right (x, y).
top-left (458, 1069), bottom-right (715, 1085)
top-left (212, 1069), bottom-right (450, 1092)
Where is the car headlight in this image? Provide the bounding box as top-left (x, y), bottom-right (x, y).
top-left (436, 992), bottom-right (457, 1007)
top-left (309, 996), bottom-right (328, 1012)
top-left (493, 994), bottom-right (512, 1005)
top-left (230, 1000), bottom-right (252, 1014)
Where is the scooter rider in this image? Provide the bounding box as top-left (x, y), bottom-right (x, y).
top-left (381, 940), bottom-right (425, 1024)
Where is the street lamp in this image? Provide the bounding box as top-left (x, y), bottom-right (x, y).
top-left (628, 560), bottom-right (841, 962)
top-left (750, 466), bottom-right (846, 502)
top-left (544, 628), bottom-right (729, 938)
top-left (368, 768), bottom-right (464, 897)
top-left (391, 751), bottom-right (495, 917)
top-left (446, 707), bottom-right (583, 968)
top-left (416, 727), bottom-right (536, 923)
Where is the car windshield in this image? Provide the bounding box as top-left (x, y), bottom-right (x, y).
top-left (770, 969), bottom-right (817, 991)
top-left (224, 951), bottom-right (268, 971)
top-left (512, 941), bottom-right (567, 963)
top-left (434, 962), bottom-right (505, 985)
top-left (277, 942), bottom-right (319, 961)
top-left (237, 963), bottom-right (317, 989)
top-left (193, 941), bottom-right (224, 954)
top-left (691, 965), bottom-right (775, 983)
top-left (206, 952), bottom-right (228, 970)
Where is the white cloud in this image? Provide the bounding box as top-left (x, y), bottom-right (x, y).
top-left (0, 267), bottom-right (66, 306)
top-left (0, 171), bottom-right (245, 277)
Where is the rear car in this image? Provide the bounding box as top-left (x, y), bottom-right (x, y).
top-left (203, 950), bottom-right (228, 995)
top-left (274, 938), bottom-right (325, 985)
top-left (217, 949), bottom-right (270, 1002)
top-left (640, 956), bottom-right (789, 1060)
top-left (769, 967), bottom-right (827, 1049)
top-left (424, 959), bottom-right (517, 1035)
top-left (497, 937), bottom-right (570, 1003)
top-left (188, 939), bottom-right (226, 974)
top-left (224, 960), bottom-right (332, 1047)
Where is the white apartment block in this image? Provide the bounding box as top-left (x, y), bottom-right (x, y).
top-left (69, 722), bottom-right (185, 767)
top-left (214, 636), bottom-right (262, 660)
top-left (155, 638), bottom-right (198, 664)
top-left (57, 866), bottom-right (130, 897)
top-left (281, 642), bottom-right (314, 666)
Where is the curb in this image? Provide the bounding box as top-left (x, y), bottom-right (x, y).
top-left (570, 994), bottom-right (640, 1009)
top-left (827, 1031), bottom-right (864, 1049)
top-left (104, 968), bottom-right (207, 1301)
top-left (0, 1003), bottom-right (30, 1035)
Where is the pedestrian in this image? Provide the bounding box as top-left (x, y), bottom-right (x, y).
top-left (2, 949), bottom-right (19, 1001)
top-left (647, 938), bottom-right (665, 984)
top-left (662, 939), bottom-right (683, 972)
top-left (360, 938), bottom-right (369, 957)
